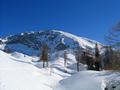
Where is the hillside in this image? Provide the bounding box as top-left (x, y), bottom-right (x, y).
top-left (0, 50), bottom-right (62, 90)
top-left (0, 50), bottom-right (120, 90)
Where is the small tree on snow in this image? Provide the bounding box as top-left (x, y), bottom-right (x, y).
top-left (75, 49), bottom-right (81, 72)
top-left (64, 50), bottom-right (67, 67)
top-left (40, 43), bottom-right (49, 68)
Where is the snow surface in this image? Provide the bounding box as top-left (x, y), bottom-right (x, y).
top-left (56, 71), bottom-right (105, 90)
top-left (0, 44), bottom-right (6, 50)
top-left (55, 70), bottom-right (120, 90)
top-left (0, 50), bottom-right (62, 90)
top-left (0, 49), bottom-right (120, 90)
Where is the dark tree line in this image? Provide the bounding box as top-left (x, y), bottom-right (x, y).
top-left (102, 46), bottom-right (120, 70)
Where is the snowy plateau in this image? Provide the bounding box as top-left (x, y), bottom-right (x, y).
top-left (0, 30), bottom-right (120, 90)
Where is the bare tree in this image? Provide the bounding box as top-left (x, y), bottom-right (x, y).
top-left (64, 50), bottom-right (67, 67)
top-left (40, 43), bottom-right (49, 68)
top-left (0, 40), bottom-right (2, 44)
top-left (94, 43), bottom-right (101, 71)
top-left (75, 49), bottom-right (81, 72)
top-left (106, 22), bottom-right (120, 49)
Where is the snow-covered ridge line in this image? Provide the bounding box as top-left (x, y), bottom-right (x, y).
top-left (0, 30), bottom-right (103, 56)
top-left (54, 30), bottom-right (103, 48)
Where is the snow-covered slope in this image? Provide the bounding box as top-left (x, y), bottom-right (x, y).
top-left (0, 50), bottom-right (120, 90)
top-left (2, 30), bottom-right (120, 90)
top-left (56, 71), bottom-right (120, 90)
top-left (0, 49), bottom-right (85, 90)
top-left (0, 30), bottom-right (103, 56)
top-left (56, 71), bottom-right (105, 90)
top-left (0, 50), bottom-right (62, 90)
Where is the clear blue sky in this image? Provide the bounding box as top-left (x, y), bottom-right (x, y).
top-left (0, 0), bottom-right (120, 43)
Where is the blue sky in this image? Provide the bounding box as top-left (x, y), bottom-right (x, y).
top-left (0, 0), bottom-right (120, 43)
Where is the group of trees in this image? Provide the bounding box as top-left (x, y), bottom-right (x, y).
top-left (74, 22), bottom-right (120, 71)
top-left (40, 43), bottom-right (102, 71)
top-left (74, 21), bottom-right (120, 71)
top-left (105, 21), bottom-right (120, 70)
top-left (103, 46), bottom-right (120, 70)
top-left (75, 44), bottom-right (102, 72)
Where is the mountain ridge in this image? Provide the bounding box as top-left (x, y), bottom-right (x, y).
top-left (0, 30), bottom-right (103, 56)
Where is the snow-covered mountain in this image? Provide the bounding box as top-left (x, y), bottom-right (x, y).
top-left (0, 30), bottom-right (103, 56)
top-left (0, 30), bottom-right (120, 90)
